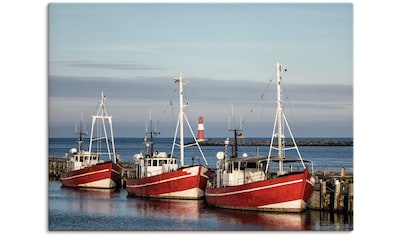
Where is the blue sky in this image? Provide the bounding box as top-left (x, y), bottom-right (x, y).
top-left (4, 1), bottom-right (399, 234)
top-left (48, 3), bottom-right (353, 138)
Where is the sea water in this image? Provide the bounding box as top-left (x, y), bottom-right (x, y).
top-left (48, 137), bottom-right (353, 231)
top-left (49, 137), bottom-right (353, 172)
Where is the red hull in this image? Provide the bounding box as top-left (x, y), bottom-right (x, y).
top-left (60, 162), bottom-right (121, 189)
top-left (126, 165), bottom-right (211, 199)
top-left (205, 168), bottom-right (315, 212)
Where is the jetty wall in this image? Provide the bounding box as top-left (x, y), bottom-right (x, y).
top-left (196, 140), bottom-right (353, 146)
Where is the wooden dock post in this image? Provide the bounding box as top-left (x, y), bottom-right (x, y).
top-left (119, 162), bottom-right (136, 188)
top-left (308, 169), bottom-right (353, 213)
top-left (49, 158), bottom-right (66, 178)
top-left (334, 179), bottom-right (341, 211)
top-left (321, 180), bottom-right (327, 210)
top-left (348, 183), bottom-right (353, 213)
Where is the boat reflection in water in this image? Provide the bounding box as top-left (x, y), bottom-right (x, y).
top-left (129, 196), bottom-right (204, 221)
top-left (127, 196), bottom-right (309, 230)
top-left (51, 181), bottom-right (352, 230)
top-left (207, 207), bottom-right (309, 230)
top-left (61, 187), bottom-right (120, 215)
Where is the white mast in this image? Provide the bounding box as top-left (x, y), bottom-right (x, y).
top-left (171, 74), bottom-right (208, 166)
top-left (267, 62), bottom-right (306, 175)
top-left (178, 75), bottom-right (185, 165)
top-left (276, 62), bottom-right (284, 173)
top-left (88, 91), bottom-right (116, 163)
top-left (171, 74), bottom-right (185, 165)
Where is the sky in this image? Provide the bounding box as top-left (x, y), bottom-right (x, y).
top-left (48, 3), bottom-right (353, 138)
top-left (3, 1), bottom-right (399, 235)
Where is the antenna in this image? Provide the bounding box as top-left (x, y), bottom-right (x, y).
top-left (75, 112), bottom-right (88, 153)
top-left (228, 104), bottom-right (243, 158)
top-left (145, 108), bottom-right (160, 158)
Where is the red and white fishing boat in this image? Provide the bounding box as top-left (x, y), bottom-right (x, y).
top-left (60, 92), bottom-right (121, 189)
top-left (126, 75), bottom-right (211, 199)
top-left (205, 62), bottom-right (315, 212)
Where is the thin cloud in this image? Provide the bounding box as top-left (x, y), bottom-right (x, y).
top-left (48, 74), bottom-right (352, 137)
top-left (51, 60), bottom-right (165, 71)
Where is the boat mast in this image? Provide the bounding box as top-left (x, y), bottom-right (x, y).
top-left (146, 109), bottom-right (160, 157)
top-left (228, 105), bottom-right (242, 158)
top-left (267, 62), bottom-right (307, 175)
top-left (170, 74), bottom-right (186, 165)
top-left (178, 75), bottom-right (185, 165)
top-left (171, 74), bottom-right (208, 166)
top-left (88, 91), bottom-right (116, 163)
top-left (276, 62), bottom-right (284, 173)
top-left (76, 112), bottom-right (88, 153)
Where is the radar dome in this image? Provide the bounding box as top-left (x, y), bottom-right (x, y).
top-left (134, 153), bottom-right (144, 160)
top-left (69, 148), bottom-right (77, 154)
top-left (216, 151), bottom-right (225, 160)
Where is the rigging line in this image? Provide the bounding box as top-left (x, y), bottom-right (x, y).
top-left (155, 87), bottom-right (178, 130)
top-left (145, 87), bottom-right (179, 134)
top-left (280, 80), bottom-right (300, 138)
top-left (242, 77), bottom-right (273, 124)
top-left (168, 88), bottom-right (178, 128)
top-left (156, 93), bottom-right (174, 128)
top-left (258, 95), bottom-right (268, 131)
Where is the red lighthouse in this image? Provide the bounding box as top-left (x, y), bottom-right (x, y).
top-left (197, 116), bottom-right (205, 141)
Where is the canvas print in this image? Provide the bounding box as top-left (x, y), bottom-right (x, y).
top-left (48, 3), bottom-right (353, 231)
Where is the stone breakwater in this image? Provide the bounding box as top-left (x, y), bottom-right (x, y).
top-left (196, 140), bottom-right (353, 146)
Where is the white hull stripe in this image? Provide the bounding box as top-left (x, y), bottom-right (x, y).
top-left (206, 179), bottom-right (303, 197)
top-left (200, 171), bottom-right (210, 179)
top-left (79, 178), bottom-right (117, 188)
top-left (258, 199), bottom-right (306, 210)
top-left (60, 168), bottom-right (119, 181)
top-left (306, 178), bottom-right (315, 186)
top-left (158, 188), bottom-right (204, 198)
top-left (128, 172), bottom-right (196, 188)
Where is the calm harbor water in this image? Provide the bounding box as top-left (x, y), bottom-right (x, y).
top-left (48, 137), bottom-right (353, 231)
top-left (48, 181), bottom-right (353, 231)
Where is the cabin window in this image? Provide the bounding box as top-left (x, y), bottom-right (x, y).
top-left (79, 157), bottom-right (83, 162)
top-left (147, 160), bottom-right (151, 166)
top-left (260, 163), bottom-right (265, 170)
top-left (153, 160), bottom-right (157, 166)
top-left (227, 163), bottom-right (232, 173)
top-left (240, 162), bottom-right (247, 170)
top-left (233, 162), bottom-right (239, 170)
top-left (247, 162), bottom-right (257, 168)
top-left (160, 160), bottom-right (165, 165)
